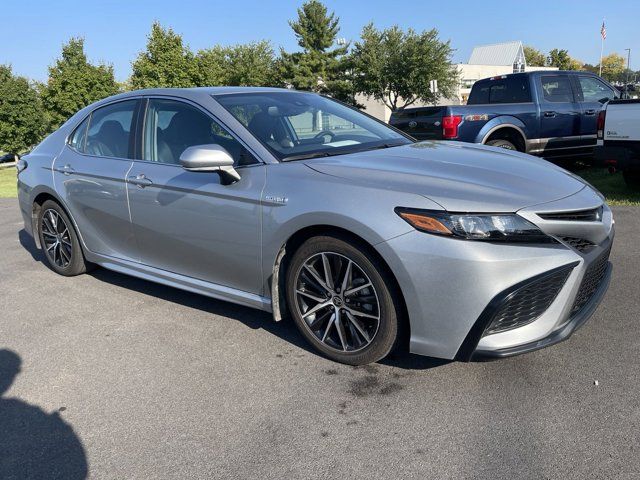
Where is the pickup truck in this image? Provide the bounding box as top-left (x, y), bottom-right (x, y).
top-left (389, 70), bottom-right (620, 159)
top-left (594, 99), bottom-right (640, 188)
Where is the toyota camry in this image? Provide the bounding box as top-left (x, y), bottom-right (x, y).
top-left (17, 87), bottom-right (614, 365)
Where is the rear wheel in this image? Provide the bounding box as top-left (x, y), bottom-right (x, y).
top-left (486, 139), bottom-right (517, 150)
top-left (286, 235), bottom-right (401, 365)
top-left (38, 200), bottom-right (90, 276)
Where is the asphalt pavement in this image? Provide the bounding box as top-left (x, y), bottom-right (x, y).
top-left (0, 197), bottom-right (639, 479)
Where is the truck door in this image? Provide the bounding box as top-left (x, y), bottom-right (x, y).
top-left (573, 75), bottom-right (617, 147)
top-left (536, 74), bottom-right (581, 153)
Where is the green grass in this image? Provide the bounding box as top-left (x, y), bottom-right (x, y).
top-left (574, 167), bottom-right (640, 206)
top-left (0, 167), bottom-right (17, 198)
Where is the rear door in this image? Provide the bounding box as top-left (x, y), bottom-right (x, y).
top-left (53, 99), bottom-right (139, 260)
top-left (573, 75), bottom-right (617, 145)
top-left (125, 97), bottom-right (265, 295)
top-left (389, 107), bottom-right (443, 140)
top-left (536, 74), bottom-right (581, 151)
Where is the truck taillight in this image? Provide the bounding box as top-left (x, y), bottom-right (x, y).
top-left (597, 110), bottom-right (606, 139)
top-left (442, 115), bottom-right (462, 139)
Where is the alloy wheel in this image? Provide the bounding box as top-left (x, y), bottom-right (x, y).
top-left (293, 252), bottom-right (380, 352)
top-left (41, 209), bottom-right (73, 268)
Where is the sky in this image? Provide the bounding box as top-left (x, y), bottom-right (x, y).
top-left (2, 0), bottom-right (639, 82)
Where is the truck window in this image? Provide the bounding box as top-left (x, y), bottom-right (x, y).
top-left (577, 76), bottom-right (615, 103)
top-left (541, 76), bottom-right (574, 103)
top-left (467, 76), bottom-right (531, 104)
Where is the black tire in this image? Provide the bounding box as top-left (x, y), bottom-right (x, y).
top-left (486, 139), bottom-right (517, 150)
top-left (623, 168), bottom-right (640, 189)
top-left (285, 235), bottom-right (401, 365)
top-left (37, 200), bottom-right (90, 276)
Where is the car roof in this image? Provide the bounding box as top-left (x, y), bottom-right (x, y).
top-left (111, 86), bottom-right (292, 99)
top-left (476, 70), bottom-right (601, 81)
top-left (83, 86), bottom-right (304, 112)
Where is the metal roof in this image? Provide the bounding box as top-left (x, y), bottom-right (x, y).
top-left (468, 41), bottom-right (525, 66)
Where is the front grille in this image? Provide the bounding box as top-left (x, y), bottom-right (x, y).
top-left (571, 247), bottom-right (611, 314)
top-left (559, 236), bottom-right (596, 253)
top-left (484, 266), bottom-right (573, 335)
top-left (538, 206), bottom-right (603, 222)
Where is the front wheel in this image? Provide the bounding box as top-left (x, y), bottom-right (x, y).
top-left (286, 235), bottom-right (401, 365)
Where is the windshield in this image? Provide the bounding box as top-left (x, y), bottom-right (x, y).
top-left (213, 91), bottom-right (412, 161)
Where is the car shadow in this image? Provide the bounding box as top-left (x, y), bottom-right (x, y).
top-left (0, 349), bottom-right (88, 479)
top-left (19, 229), bottom-right (45, 263)
top-left (19, 229), bottom-right (447, 371)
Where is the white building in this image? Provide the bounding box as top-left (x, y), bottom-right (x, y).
top-left (359, 41), bottom-right (557, 121)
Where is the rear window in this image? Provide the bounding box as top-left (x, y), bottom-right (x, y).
top-left (540, 76), bottom-right (574, 103)
top-left (468, 76), bottom-right (531, 104)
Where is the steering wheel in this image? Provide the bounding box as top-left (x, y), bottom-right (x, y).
top-left (313, 130), bottom-right (336, 143)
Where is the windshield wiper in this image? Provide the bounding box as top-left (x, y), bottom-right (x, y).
top-left (281, 141), bottom-right (408, 162)
top-left (358, 142), bottom-right (407, 152)
top-left (281, 151), bottom-right (343, 162)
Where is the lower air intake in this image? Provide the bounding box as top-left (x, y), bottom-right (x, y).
top-left (484, 266), bottom-right (574, 335)
top-left (572, 247), bottom-right (611, 314)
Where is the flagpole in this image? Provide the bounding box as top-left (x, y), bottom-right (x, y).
top-left (599, 19), bottom-right (605, 77)
top-left (599, 36), bottom-right (604, 76)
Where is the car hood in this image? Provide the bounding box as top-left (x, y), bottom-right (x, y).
top-left (305, 141), bottom-right (587, 212)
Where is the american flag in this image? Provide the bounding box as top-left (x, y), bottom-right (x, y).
top-left (601, 21), bottom-right (607, 40)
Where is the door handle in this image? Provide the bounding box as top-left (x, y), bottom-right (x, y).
top-left (585, 109), bottom-right (596, 116)
top-left (543, 111), bottom-right (557, 118)
top-left (54, 164), bottom-right (75, 175)
top-left (128, 174), bottom-right (153, 188)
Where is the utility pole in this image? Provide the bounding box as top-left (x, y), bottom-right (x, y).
top-left (625, 48), bottom-right (631, 94)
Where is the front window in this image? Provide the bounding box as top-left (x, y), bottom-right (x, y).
top-left (214, 92), bottom-right (411, 161)
top-left (142, 99), bottom-right (257, 166)
top-left (577, 76), bottom-right (615, 103)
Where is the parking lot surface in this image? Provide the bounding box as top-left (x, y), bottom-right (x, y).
top-left (1, 198), bottom-right (639, 479)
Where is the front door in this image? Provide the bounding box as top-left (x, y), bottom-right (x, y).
top-left (126, 98), bottom-right (265, 295)
top-left (52, 99), bottom-right (138, 259)
top-left (573, 75), bottom-right (617, 145)
top-left (537, 74), bottom-right (581, 152)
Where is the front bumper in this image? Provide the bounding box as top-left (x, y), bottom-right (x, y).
top-left (375, 187), bottom-right (614, 360)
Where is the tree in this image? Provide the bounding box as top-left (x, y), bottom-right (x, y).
top-left (130, 22), bottom-right (198, 89)
top-left (599, 53), bottom-right (626, 82)
top-left (196, 41), bottom-right (277, 87)
top-left (0, 65), bottom-right (47, 153)
top-left (41, 38), bottom-right (119, 130)
top-left (546, 48), bottom-right (582, 71)
top-left (351, 24), bottom-right (458, 110)
top-left (195, 46), bottom-right (227, 86)
top-left (547, 49), bottom-right (570, 69)
top-left (278, 0), bottom-right (351, 102)
top-left (523, 46), bottom-right (546, 67)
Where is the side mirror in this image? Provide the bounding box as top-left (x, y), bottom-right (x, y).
top-left (179, 144), bottom-right (240, 183)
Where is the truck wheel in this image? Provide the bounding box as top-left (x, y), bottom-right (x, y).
top-left (623, 168), bottom-right (640, 189)
top-left (486, 139), bottom-right (517, 150)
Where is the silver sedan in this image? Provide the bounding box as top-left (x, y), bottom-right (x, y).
top-left (17, 87), bottom-right (614, 364)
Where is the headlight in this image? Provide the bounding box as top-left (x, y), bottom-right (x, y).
top-left (395, 208), bottom-right (555, 243)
